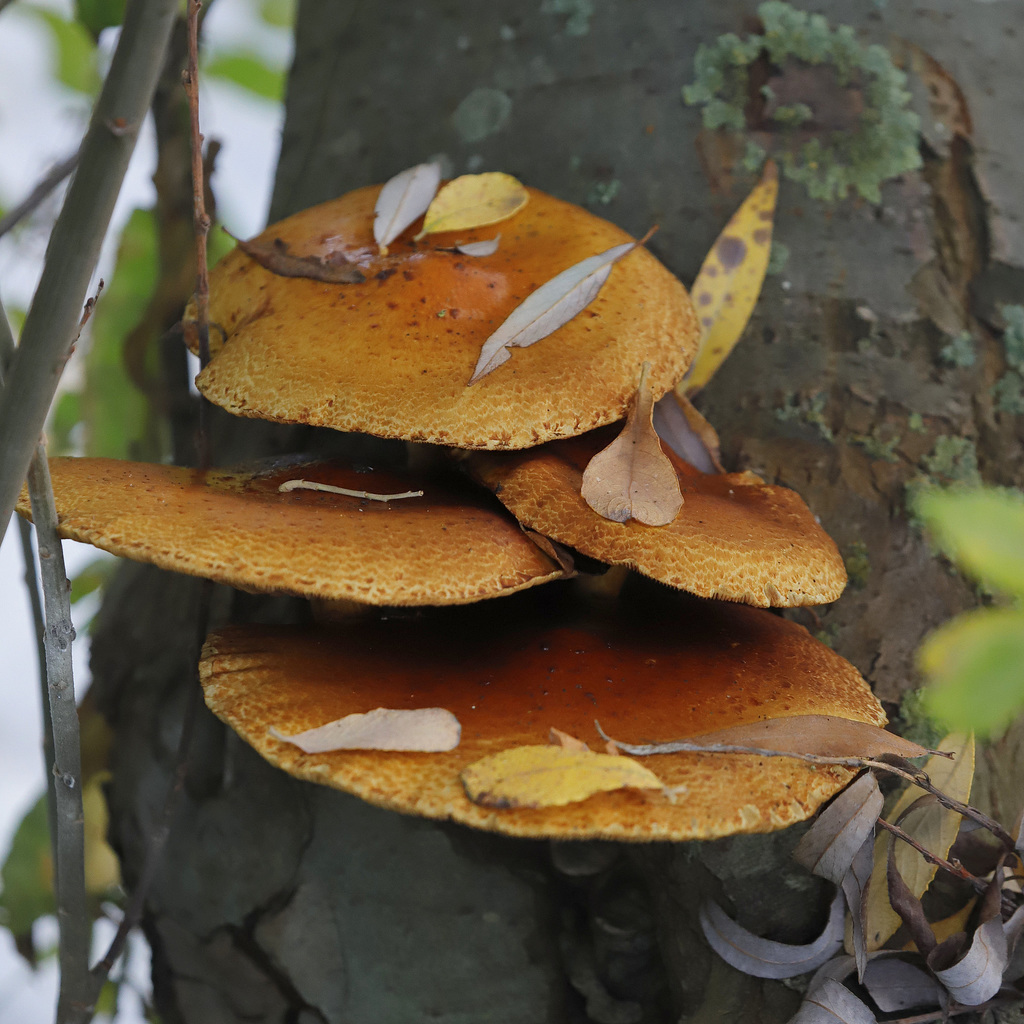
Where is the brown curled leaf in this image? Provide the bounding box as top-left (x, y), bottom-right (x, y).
top-left (229, 231), bottom-right (366, 284)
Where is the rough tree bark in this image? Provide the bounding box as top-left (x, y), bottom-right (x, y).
top-left (92, 2), bottom-right (1024, 1022)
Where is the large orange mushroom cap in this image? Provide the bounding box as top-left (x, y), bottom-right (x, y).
top-left (191, 185), bottom-right (698, 449)
top-left (471, 429), bottom-right (848, 607)
top-left (200, 585), bottom-right (885, 841)
top-left (16, 456), bottom-right (564, 605)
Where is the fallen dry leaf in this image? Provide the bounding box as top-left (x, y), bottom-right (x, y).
top-left (652, 390), bottom-right (725, 473)
top-left (699, 890), bottom-right (845, 980)
top-left (683, 159), bottom-right (778, 394)
top-left (790, 977), bottom-right (876, 1024)
top-left (420, 172), bottom-right (528, 236)
top-left (581, 363), bottom-right (683, 526)
top-left (794, 773), bottom-right (883, 886)
top-left (862, 956), bottom-right (943, 1013)
top-left (864, 732), bottom-right (975, 950)
top-left (456, 235), bottom-right (501, 257)
top-left (843, 837), bottom-right (875, 981)
top-left (548, 727), bottom-right (590, 752)
top-left (468, 238), bottom-right (640, 385)
top-left (373, 162), bottom-right (442, 254)
top-left (229, 232), bottom-right (365, 284)
top-left (460, 744), bottom-right (661, 809)
top-left (269, 707), bottom-right (460, 753)
top-left (602, 715), bottom-right (938, 762)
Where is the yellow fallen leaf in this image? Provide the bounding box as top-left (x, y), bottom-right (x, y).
top-left (683, 159), bottom-right (778, 394)
top-left (862, 731), bottom-right (975, 951)
top-left (420, 172), bottom-right (529, 236)
top-left (581, 362), bottom-right (683, 526)
top-left (461, 744), bottom-right (662, 809)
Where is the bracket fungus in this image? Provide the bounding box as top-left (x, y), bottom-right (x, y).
top-left (21, 166), bottom-right (891, 845)
top-left (16, 456), bottom-right (564, 606)
top-left (471, 428), bottom-right (847, 607)
top-left (200, 584), bottom-right (885, 841)
top-left (186, 184), bottom-right (698, 449)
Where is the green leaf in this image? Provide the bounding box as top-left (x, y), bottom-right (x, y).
top-left (205, 52), bottom-right (285, 102)
top-left (49, 390), bottom-right (82, 455)
top-left (259, 0), bottom-right (296, 27)
top-left (81, 208), bottom-right (157, 460)
top-left (26, 7), bottom-right (100, 94)
top-left (921, 607), bottom-right (1024, 736)
top-left (0, 795), bottom-right (55, 939)
top-left (70, 554), bottom-right (115, 604)
top-left (914, 487), bottom-right (1024, 600)
top-left (74, 0), bottom-right (126, 38)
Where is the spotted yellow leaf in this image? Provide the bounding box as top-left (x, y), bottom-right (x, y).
top-left (682, 159), bottom-right (778, 394)
top-left (460, 744), bottom-right (662, 809)
top-left (420, 172), bottom-right (529, 236)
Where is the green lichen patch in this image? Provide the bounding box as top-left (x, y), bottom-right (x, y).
top-left (682, 1), bottom-right (921, 203)
top-left (843, 540), bottom-right (871, 589)
top-left (993, 372), bottom-right (1024, 415)
top-left (848, 427), bottom-right (901, 463)
top-left (939, 331), bottom-right (976, 369)
top-left (774, 390), bottom-right (833, 441)
top-left (896, 688), bottom-right (946, 751)
top-left (1000, 304), bottom-right (1024, 369)
top-left (908, 412), bottom-right (926, 434)
top-left (921, 436), bottom-right (981, 487)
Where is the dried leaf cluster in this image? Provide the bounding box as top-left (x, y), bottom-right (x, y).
top-left (696, 732), bottom-right (1024, 1023)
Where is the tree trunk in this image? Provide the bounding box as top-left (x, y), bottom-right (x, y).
top-left (93, 2), bottom-right (1024, 1021)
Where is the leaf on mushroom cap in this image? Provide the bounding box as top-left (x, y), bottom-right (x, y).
top-left (15, 456), bottom-right (565, 606)
top-left (373, 161), bottom-right (442, 252)
top-left (469, 428), bottom-right (847, 607)
top-left (420, 172), bottom-right (528, 236)
top-left (189, 184), bottom-right (697, 449)
top-left (200, 583), bottom-right (886, 840)
top-left (581, 363), bottom-right (683, 526)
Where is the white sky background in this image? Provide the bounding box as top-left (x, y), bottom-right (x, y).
top-left (0, 1), bottom-right (289, 1017)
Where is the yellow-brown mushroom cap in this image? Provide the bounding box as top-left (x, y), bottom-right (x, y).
top-left (200, 585), bottom-right (885, 841)
top-left (16, 457), bottom-right (564, 605)
top-left (190, 185), bottom-right (698, 449)
top-left (470, 430), bottom-right (847, 607)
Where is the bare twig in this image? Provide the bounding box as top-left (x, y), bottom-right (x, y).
top-left (0, 149), bottom-right (80, 241)
top-left (890, 997), bottom-right (1024, 1023)
top-left (0, 0), bottom-right (178, 544)
top-left (182, 0), bottom-right (213, 469)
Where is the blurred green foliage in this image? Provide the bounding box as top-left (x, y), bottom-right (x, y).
top-left (205, 51), bottom-right (285, 101)
top-left (24, 5), bottom-right (100, 94)
top-left (74, 0), bottom-right (126, 39)
top-left (0, 796), bottom-right (54, 947)
top-left (914, 487), bottom-right (1024, 736)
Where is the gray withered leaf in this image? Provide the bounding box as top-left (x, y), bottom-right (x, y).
top-left (1002, 904), bottom-right (1024, 984)
top-left (699, 890), bottom-right (844, 980)
top-left (468, 240), bottom-right (637, 385)
top-left (269, 707), bottom-right (460, 753)
top-left (373, 162), bottom-right (442, 253)
top-left (652, 390), bottom-right (725, 474)
top-left (929, 867), bottom-right (1009, 1006)
top-left (581, 362), bottom-right (683, 527)
top-left (456, 235), bottom-right (501, 257)
top-left (794, 774), bottom-right (883, 885)
top-left (230, 233), bottom-right (366, 284)
top-left (788, 978), bottom-right (876, 1024)
top-left (839, 836), bottom-right (875, 981)
top-left (862, 957), bottom-right (943, 1013)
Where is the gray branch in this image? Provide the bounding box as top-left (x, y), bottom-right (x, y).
top-left (0, 149), bottom-right (79, 241)
top-left (0, 0), bottom-right (179, 543)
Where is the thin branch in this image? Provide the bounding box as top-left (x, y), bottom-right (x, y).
top-left (0, 149), bottom-right (80, 241)
top-left (0, 0), bottom-right (179, 545)
top-left (182, 0), bottom-right (212, 468)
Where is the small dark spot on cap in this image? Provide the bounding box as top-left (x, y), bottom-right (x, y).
top-left (716, 236), bottom-right (746, 270)
top-left (705, 266), bottom-right (718, 278)
top-left (701, 316), bottom-right (713, 328)
top-left (697, 292), bottom-right (713, 306)
top-left (402, 270), bottom-right (415, 280)
top-left (449, 309), bottom-right (460, 319)
top-left (758, 210), bottom-right (772, 221)
top-left (752, 228), bottom-right (770, 245)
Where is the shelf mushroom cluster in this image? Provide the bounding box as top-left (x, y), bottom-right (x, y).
top-left (19, 175), bottom-right (884, 841)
